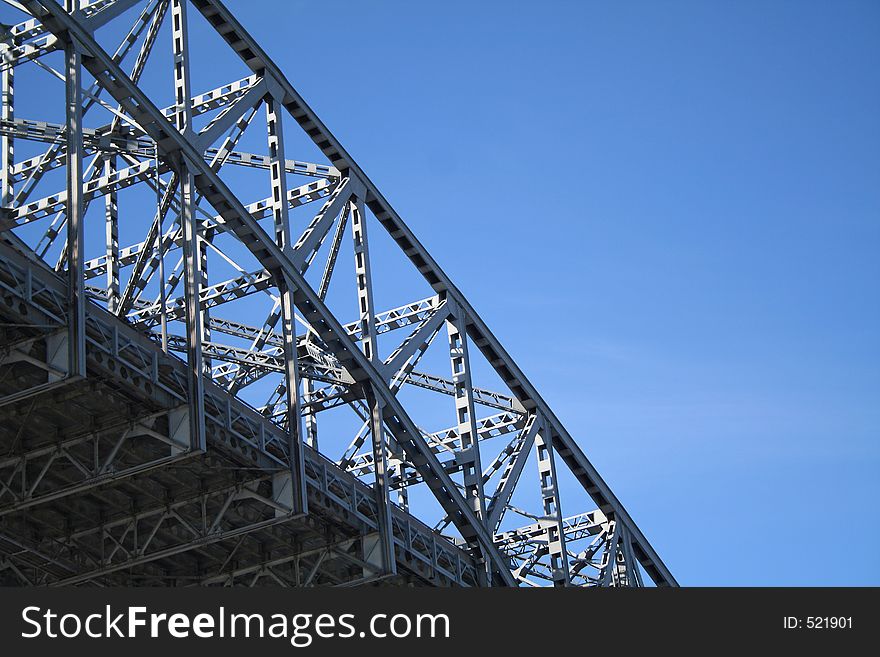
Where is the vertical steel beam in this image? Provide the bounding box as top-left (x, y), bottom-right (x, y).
top-left (446, 302), bottom-right (490, 583)
top-left (351, 194), bottom-right (395, 575)
top-left (265, 95), bottom-right (290, 246)
top-left (1, 43), bottom-right (13, 208)
top-left (599, 519), bottom-right (620, 587)
top-left (395, 463), bottom-right (409, 511)
top-left (64, 30), bottom-right (86, 378)
top-left (179, 163), bottom-right (206, 451)
top-left (446, 305), bottom-right (487, 518)
top-left (266, 92), bottom-right (306, 514)
top-left (535, 425), bottom-right (571, 586)
top-left (279, 275), bottom-right (306, 514)
top-left (104, 156), bottom-right (119, 312)
top-left (171, 0), bottom-right (203, 451)
top-left (364, 386), bottom-right (395, 573)
top-left (154, 147), bottom-right (169, 352)
top-left (171, 0), bottom-right (193, 135)
top-left (199, 228), bottom-right (212, 373)
top-left (171, 0), bottom-right (194, 354)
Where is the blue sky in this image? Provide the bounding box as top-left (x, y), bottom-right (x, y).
top-left (224, 0), bottom-right (880, 585)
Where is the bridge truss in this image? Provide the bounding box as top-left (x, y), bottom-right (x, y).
top-left (0, 0), bottom-right (676, 587)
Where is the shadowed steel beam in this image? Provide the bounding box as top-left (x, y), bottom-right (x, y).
top-left (63, 23), bottom-right (85, 378)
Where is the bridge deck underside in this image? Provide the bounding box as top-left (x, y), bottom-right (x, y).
top-left (0, 238), bottom-right (477, 587)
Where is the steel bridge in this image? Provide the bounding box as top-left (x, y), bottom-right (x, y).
top-left (0, 0), bottom-right (676, 587)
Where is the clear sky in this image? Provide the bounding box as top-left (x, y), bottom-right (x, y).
top-left (223, 0), bottom-right (880, 586)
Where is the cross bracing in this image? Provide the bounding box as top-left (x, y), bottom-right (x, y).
top-left (0, 0), bottom-right (675, 587)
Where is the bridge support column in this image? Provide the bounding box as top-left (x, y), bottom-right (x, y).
top-left (535, 424), bottom-right (571, 586)
top-left (350, 191), bottom-right (395, 576)
top-left (1, 34), bottom-right (13, 208)
top-left (446, 301), bottom-right (490, 585)
top-left (266, 88), bottom-right (307, 516)
top-left (64, 31), bottom-right (85, 380)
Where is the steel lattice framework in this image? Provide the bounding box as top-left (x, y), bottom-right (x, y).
top-left (0, 0), bottom-right (676, 587)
